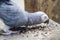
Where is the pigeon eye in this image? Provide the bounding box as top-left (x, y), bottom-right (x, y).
top-left (44, 16), bottom-right (47, 19)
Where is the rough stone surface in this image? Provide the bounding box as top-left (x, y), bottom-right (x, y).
top-left (0, 19), bottom-right (60, 40)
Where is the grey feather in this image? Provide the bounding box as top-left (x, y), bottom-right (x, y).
top-left (0, 0), bottom-right (49, 35)
top-left (0, 1), bottom-right (49, 27)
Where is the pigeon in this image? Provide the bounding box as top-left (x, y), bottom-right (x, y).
top-left (0, 0), bottom-right (49, 35)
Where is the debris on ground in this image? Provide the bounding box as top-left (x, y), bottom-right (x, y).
top-left (0, 19), bottom-right (60, 40)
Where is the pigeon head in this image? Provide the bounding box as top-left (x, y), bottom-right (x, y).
top-left (36, 11), bottom-right (49, 24)
top-left (40, 11), bottom-right (49, 24)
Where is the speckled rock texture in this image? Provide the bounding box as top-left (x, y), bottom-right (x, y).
top-left (0, 19), bottom-right (60, 40)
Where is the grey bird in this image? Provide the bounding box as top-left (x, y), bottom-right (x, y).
top-left (0, 0), bottom-right (49, 35)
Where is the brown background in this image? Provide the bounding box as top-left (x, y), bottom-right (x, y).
top-left (25, 0), bottom-right (60, 23)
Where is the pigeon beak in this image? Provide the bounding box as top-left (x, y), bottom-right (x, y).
top-left (44, 19), bottom-right (49, 24)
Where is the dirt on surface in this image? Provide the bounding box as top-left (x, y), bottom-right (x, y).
top-left (0, 19), bottom-right (60, 40)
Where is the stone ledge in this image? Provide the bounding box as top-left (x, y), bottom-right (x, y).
top-left (0, 19), bottom-right (60, 40)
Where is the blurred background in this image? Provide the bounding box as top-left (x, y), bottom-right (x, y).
top-left (12, 0), bottom-right (60, 24)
